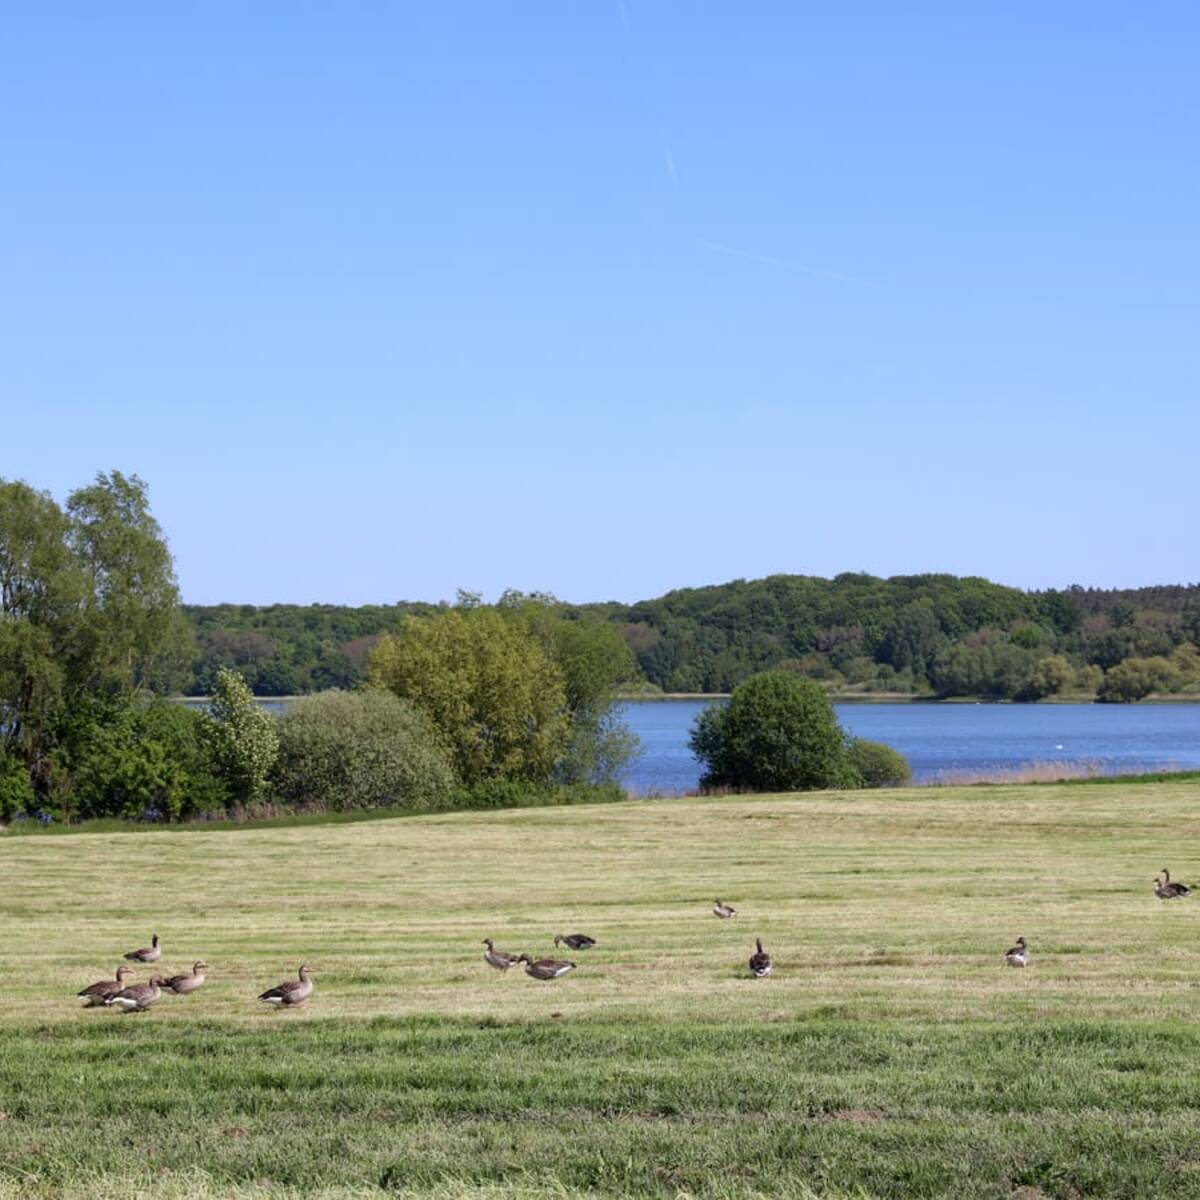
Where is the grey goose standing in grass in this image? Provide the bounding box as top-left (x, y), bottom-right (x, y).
top-left (517, 954), bottom-right (576, 980)
top-left (482, 939), bottom-right (521, 970)
top-left (123, 933), bottom-right (161, 963)
top-left (1004, 937), bottom-right (1029, 967)
top-left (554, 933), bottom-right (596, 950)
top-left (161, 961), bottom-right (208, 995)
top-left (1155, 869), bottom-right (1191, 899)
top-left (105, 975), bottom-right (166, 1013)
top-left (712, 900), bottom-right (736, 919)
top-left (77, 965), bottom-right (135, 1007)
top-left (258, 964), bottom-right (315, 1008)
top-left (749, 938), bottom-right (772, 978)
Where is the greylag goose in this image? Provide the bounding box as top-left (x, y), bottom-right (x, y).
top-left (713, 900), bottom-right (736, 919)
top-left (1004, 936), bottom-right (1029, 967)
top-left (482, 939), bottom-right (521, 970)
top-left (124, 933), bottom-right (161, 963)
top-left (161, 961), bottom-right (208, 995)
top-left (105, 975), bottom-right (166, 1013)
top-left (554, 933), bottom-right (597, 950)
top-left (258, 964), bottom-right (315, 1008)
top-left (749, 938), bottom-right (772, 978)
top-left (77, 965), bottom-right (134, 1007)
top-left (518, 954), bottom-right (576, 980)
top-left (1155, 869), bottom-right (1191, 899)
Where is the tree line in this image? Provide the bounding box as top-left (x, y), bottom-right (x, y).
top-left (183, 574), bottom-right (1200, 704)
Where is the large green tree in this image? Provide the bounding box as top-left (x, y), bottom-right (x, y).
top-left (0, 471), bottom-right (188, 797)
top-left (369, 606), bottom-right (570, 786)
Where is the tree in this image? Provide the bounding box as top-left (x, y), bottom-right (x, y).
top-left (0, 481), bottom-right (82, 787)
top-left (1020, 654), bottom-right (1075, 700)
top-left (497, 590), bottom-right (641, 784)
top-left (689, 672), bottom-right (858, 792)
top-left (66, 471), bottom-right (190, 695)
top-left (369, 607), bottom-right (570, 786)
top-left (202, 667), bottom-right (279, 803)
top-left (1098, 656), bottom-right (1181, 703)
top-left (274, 690), bottom-right (457, 811)
top-left (846, 738), bottom-right (912, 787)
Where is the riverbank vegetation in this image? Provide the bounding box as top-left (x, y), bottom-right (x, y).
top-left (4, 780), bottom-right (1200, 1196)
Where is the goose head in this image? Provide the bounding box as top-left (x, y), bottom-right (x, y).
top-left (298, 964), bottom-right (315, 981)
top-left (116, 965), bottom-right (134, 982)
top-left (192, 961), bottom-right (208, 974)
top-left (482, 938), bottom-right (494, 949)
top-left (1015, 937), bottom-right (1027, 948)
top-left (755, 938), bottom-right (764, 952)
top-left (515, 954), bottom-right (532, 965)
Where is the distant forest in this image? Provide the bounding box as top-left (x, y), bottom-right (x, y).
top-left (182, 575), bottom-right (1200, 703)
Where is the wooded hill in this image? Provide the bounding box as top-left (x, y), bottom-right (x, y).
top-left (182, 575), bottom-right (1200, 702)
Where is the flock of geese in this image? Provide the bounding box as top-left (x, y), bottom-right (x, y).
top-left (77, 871), bottom-right (1192, 1011)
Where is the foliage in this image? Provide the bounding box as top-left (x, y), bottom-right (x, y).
top-left (1097, 656), bottom-right (1182, 703)
top-left (50, 695), bottom-right (227, 822)
top-left (497, 590), bottom-right (641, 784)
top-left (689, 672), bottom-right (859, 791)
top-left (0, 472), bottom-right (186, 801)
top-left (202, 667), bottom-right (279, 803)
top-left (1020, 654), bottom-right (1076, 700)
top-left (0, 750), bottom-right (36, 821)
top-left (274, 690), bottom-right (456, 811)
top-left (846, 736), bottom-right (912, 787)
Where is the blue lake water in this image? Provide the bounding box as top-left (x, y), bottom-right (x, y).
top-left (186, 697), bottom-right (1200, 793)
top-left (617, 700), bottom-right (1200, 794)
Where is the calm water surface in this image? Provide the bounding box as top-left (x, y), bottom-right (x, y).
top-left (186, 697), bottom-right (1200, 794)
top-left (618, 700), bottom-right (1200, 794)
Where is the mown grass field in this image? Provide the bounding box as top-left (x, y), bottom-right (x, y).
top-left (4, 781), bottom-right (1200, 1198)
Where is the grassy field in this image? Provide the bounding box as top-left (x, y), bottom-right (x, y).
top-left (4, 781), bottom-right (1200, 1198)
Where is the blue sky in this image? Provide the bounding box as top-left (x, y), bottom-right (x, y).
top-left (3, 4), bottom-right (1197, 604)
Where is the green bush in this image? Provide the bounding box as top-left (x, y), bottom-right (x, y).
top-left (1098, 656), bottom-right (1182, 703)
top-left (448, 779), bottom-right (626, 812)
top-left (203, 667), bottom-right (279, 803)
top-left (689, 672), bottom-right (859, 792)
top-left (0, 752), bottom-right (36, 821)
top-left (274, 689), bottom-right (456, 811)
top-left (57, 698), bottom-right (227, 821)
top-left (847, 738), bottom-right (912, 788)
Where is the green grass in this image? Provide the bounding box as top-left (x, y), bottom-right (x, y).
top-left (4, 780), bottom-right (1200, 1197)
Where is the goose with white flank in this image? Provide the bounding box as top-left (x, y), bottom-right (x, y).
top-left (1004, 937), bottom-right (1029, 967)
top-left (123, 933), bottom-right (161, 963)
top-left (161, 961), bottom-right (208, 995)
top-left (554, 933), bottom-right (596, 950)
top-left (482, 939), bottom-right (521, 971)
top-left (77, 965), bottom-right (135, 1007)
top-left (749, 938), bottom-right (772, 978)
top-left (105, 975), bottom-right (166, 1013)
top-left (517, 954), bottom-right (576, 980)
top-left (258, 964), bottom-right (315, 1008)
top-left (713, 900), bottom-right (737, 919)
top-left (1155, 869), bottom-right (1191, 899)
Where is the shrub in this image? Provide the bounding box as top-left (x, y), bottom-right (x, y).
top-left (275, 690), bottom-right (456, 811)
top-left (0, 752), bottom-right (35, 821)
top-left (203, 667), bottom-right (279, 802)
top-left (55, 698), bottom-right (227, 821)
top-left (1098, 656), bottom-right (1182, 703)
top-left (689, 672), bottom-right (859, 792)
top-left (847, 738), bottom-right (912, 788)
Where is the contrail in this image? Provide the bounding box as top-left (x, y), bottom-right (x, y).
top-left (664, 147), bottom-right (679, 185)
top-left (694, 238), bottom-right (877, 286)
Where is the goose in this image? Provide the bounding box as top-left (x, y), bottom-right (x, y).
top-left (482, 939), bottom-right (521, 970)
top-left (258, 964), bottom-right (315, 1008)
top-left (124, 933), bottom-right (161, 963)
top-left (161, 961), bottom-right (208, 995)
top-left (554, 934), bottom-right (597, 950)
top-left (1004, 936), bottom-right (1029, 967)
top-left (77, 965), bottom-right (135, 1007)
top-left (517, 954), bottom-right (576, 980)
top-left (1156, 869), bottom-right (1191, 899)
top-left (713, 900), bottom-right (737, 919)
top-left (749, 938), bottom-right (772, 978)
top-left (105, 975), bottom-right (166, 1013)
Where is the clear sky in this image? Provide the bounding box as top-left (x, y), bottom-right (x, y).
top-left (3, 4), bottom-right (1197, 605)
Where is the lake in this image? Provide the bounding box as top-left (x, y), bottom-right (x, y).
top-left (185, 696), bottom-right (1200, 793)
top-left (618, 700), bottom-right (1200, 794)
